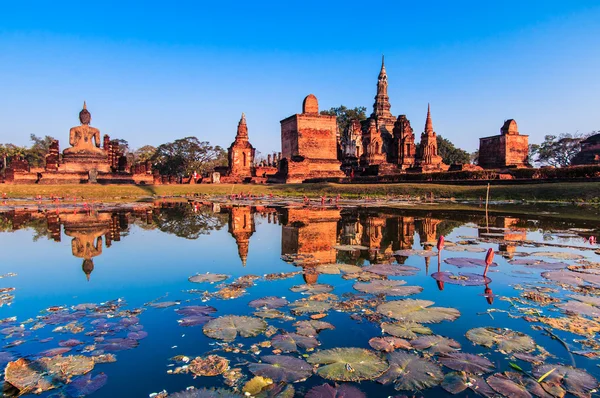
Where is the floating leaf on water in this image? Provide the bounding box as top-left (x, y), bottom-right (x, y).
top-left (248, 296), bottom-right (289, 309)
top-left (175, 306), bottom-right (217, 317)
top-left (439, 353), bottom-right (495, 374)
top-left (203, 315), bottom-right (267, 342)
top-left (381, 321), bottom-right (433, 340)
top-left (465, 327), bottom-right (535, 353)
top-left (431, 271), bottom-right (491, 286)
top-left (377, 299), bottom-right (461, 324)
top-left (368, 336), bottom-right (412, 352)
top-left (555, 300), bottom-right (600, 317)
top-left (307, 347), bottom-right (389, 382)
top-left (127, 330), bottom-right (148, 340)
top-left (39, 347), bottom-right (71, 357)
top-left (333, 244), bottom-right (368, 252)
top-left (289, 284), bottom-right (333, 295)
top-left (445, 246), bottom-right (486, 253)
top-left (445, 258), bottom-right (498, 268)
top-left (188, 273), bottom-right (229, 283)
top-left (530, 251), bottom-right (584, 260)
top-left (189, 355), bottom-right (229, 376)
top-left (441, 372), bottom-right (472, 395)
top-left (255, 382), bottom-right (295, 398)
top-left (243, 376), bottom-right (273, 395)
top-left (486, 373), bottom-right (532, 398)
top-left (149, 301), bottom-right (180, 309)
top-left (537, 315), bottom-right (600, 336)
top-left (4, 358), bottom-right (56, 394)
top-left (248, 355), bottom-right (312, 383)
top-left (568, 294), bottom-right (600, 306)
top-left (39, 355), bottom-right (95, 380)
top-left (97, 338), bottom-right (139, 352)
top-left (289, 299), bottom-right (332, 315)
top-left (294, 320), bottom-right (335, 336)
top-left (271, 333), bottom-right (319, 352)
top-left (353, 280), bottom-right (423, 297)
top-left (512, 353), bottom-right (547, 365)
top-left (65, 372), bottom-right (108, 397)
top-left (411, 335), bottom-right (461, 354)
top-left (316, 263), bottom-right (362, 274)
top-left (532, 364), bottom-right (599, 398)
top-left (253, 309), bottom-right (291, 320)
top-left (377, 351), bottom-right (443, 391)
top-left (468, 376), bottom-right (500, 398)
top-left (363, 264), bottom-right (420, 276)
top-left (509, 259), bottom-right (568, 270)
top-left (394, 249), bottom-right (437, 257)
top-left (305, 383), bottom-right (367, 398)
top-left (178, 315), bottom-right (214, 327)
top-left (168, 387), bottom-right (243, 397)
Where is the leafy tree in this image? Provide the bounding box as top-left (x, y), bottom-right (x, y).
top-left (110, 139), bottom-right (129, 154)
top-left (435, 135), bottom-right (470, 165)
top-left (26, 134), bottom-right (56, 167)
top-left (152, 204), bottom-right (228, 239)
top-left (151, 137), bottom-right (226, 176)
top-left (470, 150), bottom-right (479, 165)
top-left (0, 143), bottom-right (27, 171)
top-left (133, 145), bottom-right (157, 162)
top-left (320, 105), bottom-right (367, 136)
top-left (533, 133), bottom-right (592, 167)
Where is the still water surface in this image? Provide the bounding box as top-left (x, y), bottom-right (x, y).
top-left (0, 203), bottom-right (599, 397)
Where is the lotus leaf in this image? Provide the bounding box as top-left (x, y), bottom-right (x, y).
top-left (294, 320), bottom-right (335, 336)
top-left (249, 296), bottom-right (289, 309)
top-left (305, 383), bottom-right (367, 398)
top-left (555, 300), bottom-right (600, 317)
top-left (179, 315), bottom-right (214, 327)
top-left (307, 347), bottom-right (388, 382)
top-left (316, 264), bottom-right (362, 274)
top-left (394, 249), bottom-right (437, 257)
top-left (333, 244), bottom-right (368, 252)
top-left (504, 372), bottom-right (554, 398)
top-left (465, 327), bottom-right (535, 353)
top-left (368, 336), bottom-right (412, 352)
top-left (509, 259), bottom-right (568, 270)
top-left (248, 355), bottom-right (312, 383)
top-left (97, 338), bottom-right (139, 352)
top-left (441, 372), bottom-right (472, 394)
top-left (40, 347), bottom-right (71, 357)
top-left (168, 387), bottom-right (243, 397)
top-left (66, 372), bottom-right (108, 397)
top-left (149, 301), bottom-right (180, 308)
top-left (411, 335), bottom-right (461, 354)
top-left (431, 271), bottom-right (491, 286)
top-left (568, 294), bottom-right (600, 306)
top-left (486, 373), bottom-right (532, 398)
top-left (203, 315), bottom-right (267, 341)
top-left (255, 383), bottom-right (295, 398)
top-left (253, 309), bottom-right (291, 320)
top-left (271, 333), bottom-right (319, 352)
top-left (530, 251), bottom-right (584, 260)
top-left (189, 355), bottom-right (229, 376)
top-left (243, 376), bottom-right (273, 395)
top-left (439, 353), bottom-right (495, 373)
top-left (445, 246), bottom-right (486, 253)
top-left (127, 330), bottom-right (148, 340)
top-left (188, 273), bottom-right (229, 283)
top-left (289, 300), bottom-right (332, 315)
top-left (377, 299), bottom-right (461, 324)
top-left (381, 321), bottom-right (433, 339)
top-left (445, 258), bottom-right (498, 268)
top-left (290, 284), bottom-right (334, 294)
top-left (532, 364), bottom-right (598, 398)
top-left (512, 353), bottom-right (547, 365)
top-left (376, 351), bottom-right (443, 391)
top-left (468, 376), bottom-right (501, 398)
top-left (354, 280), bottom-right (423, 297)
top-left (59, 339), bottom-right (83, 347)
top-left (175, 306), bottom-right (217, 316)
top-left (4, 358), bottom-right (56, 394)
top-left (363, 264), bottom-right (420, 276)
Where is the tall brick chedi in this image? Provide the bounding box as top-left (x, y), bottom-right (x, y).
top-left (227, 113), bottom-right (255, 179)
top-left (278, 94), bottom-right (344, 183)
top-left (478, 119), bottom-right (529, 169)
top-left (416, 104), bottom-right (447, 171)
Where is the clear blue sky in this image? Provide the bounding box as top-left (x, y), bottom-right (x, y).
top-left (1, 1), bottom-right (599, 154)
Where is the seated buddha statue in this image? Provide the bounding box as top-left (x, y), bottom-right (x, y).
top-left (63, 102), bottom-right (106, 157)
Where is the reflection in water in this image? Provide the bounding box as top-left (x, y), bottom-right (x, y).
top-left (63, 213), bottom-right (111, 281)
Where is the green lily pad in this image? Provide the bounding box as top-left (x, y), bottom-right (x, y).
top-left (289, 300), bottom-right (332, 315)
top-left (248, 355), bottom-right (312, 383)
top-left (294, 320), bottom-right (335, 336)
top-left (381, 321), bottom-right (433, 340)
top-left (411, 335), bottom-right (461, 354)
top-left (377, 351), bottom-right (443, 391)
top-left (307, 347), bottom-right (389, 382)
top-left (465, 327), bottom-right (535, 353)
top-left (439, 353), bottom-right (495, 374)
top-left (377, 299), bottom-right (461, 324)
top-left (203, 315), bottom-right (267, 342)
top-left (248, 297), bottom-right (289, 309)
top-left (271, 333), bottom-right (319, 352)
top-left (353, 280), bottom-right (423, 297)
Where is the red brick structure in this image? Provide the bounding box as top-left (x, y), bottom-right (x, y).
top-left (275, 94), bottom-right (344, 183)
top-left (227, 113), bottom-right (255, 180)
top-left (228, 206), bottom-right (255, 266)
top-left (361, 119), bottom-right (386, 167)
top-left (571, 133), bottom-right (600, 166)
top-left (393, 115), bottom-right (416, 169)
top-left (478, 119), bottom-right (530, 169)
top-left (415, 104), bottom-right (448, 171)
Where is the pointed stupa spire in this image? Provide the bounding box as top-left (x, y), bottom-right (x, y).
top-left (379, 54), bottom-right (386, 77)
top-left (83, 101), bottom-right (87, 110)
top-left (236, 112), bottom-right (248, 140)
top-left (425, 103), bottom-right (434, 133)
top-left (241, 112), bottom-right (246, 124)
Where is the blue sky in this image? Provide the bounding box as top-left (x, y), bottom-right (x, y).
top-left (0, 1), bottom-right (599, 154)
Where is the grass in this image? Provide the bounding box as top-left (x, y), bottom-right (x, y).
top-left (1, 181), bottom-right (599, 203)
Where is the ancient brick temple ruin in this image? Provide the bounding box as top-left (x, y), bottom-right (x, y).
top-left (571, 133), bottom-right (600, 166)
top-left (3, 102), bottom-right (153, 184)
top-left (228, 206), bottom-right (255, 266)
top-left (414, 104), bottom-right (448, 172)
top-left (478, 119), bottom-right (530, 169)
top-left (272, 94), bottom-right (345, 183)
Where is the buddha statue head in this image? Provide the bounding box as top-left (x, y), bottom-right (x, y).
top-left (79, 101), bottom-right (91, 125)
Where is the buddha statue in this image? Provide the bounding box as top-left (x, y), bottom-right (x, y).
top-left (63, 102), bottom-right (106, 157)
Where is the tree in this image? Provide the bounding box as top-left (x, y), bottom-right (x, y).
top-left (151, 137), bottom-right (227, 176)
top-left (436, 135), bottom-right (470, 165)
top-left (320, 105), bottom-right (367, 136)
top-left (470, 149), bottom-right (479, 165)
top-left (27, 134), bottom-right (56, 168)
top-left (111, 139), bottom-right (129, 154)
top-left (133, 145), bottom-right (157, 162)
top-left (152, 204), bottom-right (228, 239)
top-left (533, 133), bottom-right (592, 167)
top-left (0, 143), bottom-right (27, 171)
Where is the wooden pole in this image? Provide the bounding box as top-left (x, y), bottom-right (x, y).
top-left (485, 183), bottom-right (490, 231)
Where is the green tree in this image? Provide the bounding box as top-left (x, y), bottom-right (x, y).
top-left (0, 143), bottom-right (27, 171)
top-left (153, 204), bottom-right (228, 239)
top-left (436, 135), bottom-right (470, 165)
top-left (151, 137), bottom-right (226, 176)
top-left (534, 133), bottom-right (592, 167)
top-left (133, 145), bottom-right (157, 162)
top-left (111, 139), bottom-right (129, 154)
top-left (320, 105), bottom-right (367, 136)
top-left (26, 134), bottom-right (57, 167)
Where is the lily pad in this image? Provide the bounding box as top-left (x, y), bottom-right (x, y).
top-left (168, 387), bottom-right (243, 397)
top-left (289, 300), bottom-right (332, 315)
top-left (377, 299), bottom-right (461, 324)
top-left (439, 353), bottom-right (495, 374)
top-left (532, 364), bottom-right (598, 398)
top-left (530, 251), bottom-right (584, 260)
top-left (243, 376), bottom-right (273, 395)
top-left (97, 338), bottom-right (139, 352)
top-left (271, 333), bottom-right (319, 352)
top-left (333, 244), bottom-right (368, 251)
top-left (411, 335), bottom-right (461, 354)
top-left (307, 347), bottom-right (389, 382)
top-left (394, 249), bottom-right (437, 257)
top-left (445, 258), bottom-right (498, 268)
top-left (316, 263), bottom-right (362, 274)
top-left (431, 271), bottom-right (492, 286)
top-left (377, 351), bottom-right (443, 391)
top-left (248, 297), bottom-right (289, 309)
top-left (353, 280), bottom-right (423, 297)
top-left (465, 327), bottom-right (535, 353)
top-left (363, 264), bottom-right (420, 276)
top-left (66, 372), bottom-right (108, 397)
top-left (486, 373), bottom-right (532, 398)
top-left (368, 336), bottom-right (412, 352)
top-left (290, 284), bottom-right (333, 295)
top-left (179, 315), bottom-right (214, 327)
top-left (248, 355), bottom-right (312, 383)
top-left (555, 300), bottom-right (600, 317)
top-left (542, 269), bottom-right (600, 287)
top-left (188, 273), bottom-right (229, 283)
top-left (4, 358), bottom-right (56, 394)
top-left (175, 306), bottom-right (217, 317)
top-left (305, 383), bottom-right (366, 398)
top-left (381, 321), bottom-right (433, 339)
top-left (445, 246), bottom-right (487, 253)
top-left (294, 320), bottom-right (335, 336)
top-left (509, 259), bottom-right (568, 270)
top-left (189, 355), bottom-right (229, 376)
top-left (203, 315), bottom-right (267, 342)
top-left (441, 372), bottom-right (472, 394)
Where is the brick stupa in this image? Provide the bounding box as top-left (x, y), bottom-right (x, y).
top-left (478, 119), bottom-right (529, 169)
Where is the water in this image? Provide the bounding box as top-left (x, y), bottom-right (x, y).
top-left (0, 202), bottom-right (599, 397)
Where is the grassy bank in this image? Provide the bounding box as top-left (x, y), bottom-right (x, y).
top-left (1, 181), bottom-right (599, 202)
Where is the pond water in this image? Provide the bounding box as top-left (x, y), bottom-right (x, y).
top-left (1, 202), bottom-right (600, 397)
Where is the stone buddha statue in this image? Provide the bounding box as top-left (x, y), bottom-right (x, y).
top-left (63, 102), bottom-right (105, 157)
